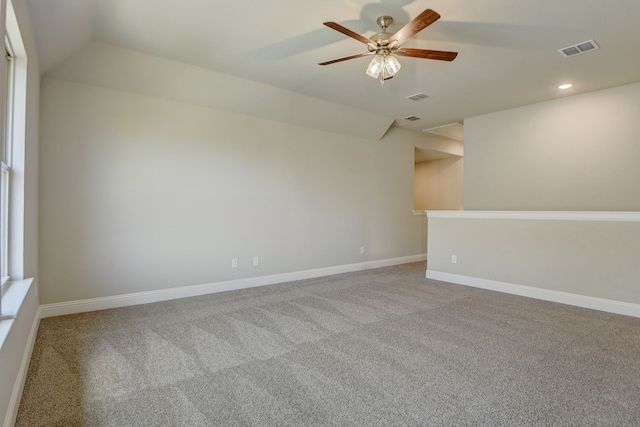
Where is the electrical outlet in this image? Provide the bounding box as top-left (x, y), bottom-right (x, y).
top-left (253, 256), bottom-right (259, 266)
top-left (232, 258), bottom-right (238, 268)
top-left (360, 246), bottom-right (365, 255)
top-left (451, 255), bottom-right (457, 264)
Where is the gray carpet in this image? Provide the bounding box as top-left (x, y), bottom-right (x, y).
top-left (17, 262), bottom-right (640, 426)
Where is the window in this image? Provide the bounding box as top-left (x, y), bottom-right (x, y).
top-left (1, 43), bottom-right (15, 284)
top-left (0, 0), bottom-right (30, 325)
top-left (0, 41), bottom-right (15, 318)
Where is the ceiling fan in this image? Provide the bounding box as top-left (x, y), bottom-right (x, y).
top-left (319, 9), bottom-right (458, 85)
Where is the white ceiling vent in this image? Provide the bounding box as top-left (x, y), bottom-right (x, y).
top-left (405, 92), bottom-right (429, 101)
top-left (558, 39), bottom-right (599, 57)
top-left (403, 115), bottom-right (421, 121)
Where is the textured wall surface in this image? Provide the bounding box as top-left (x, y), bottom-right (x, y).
top-left (464, 82), bottom-right (640, 211)
top-left (38, 78), bottom-right (443, 304)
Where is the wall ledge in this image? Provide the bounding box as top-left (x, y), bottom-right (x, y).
top-left (0, 279), bottom-right (34, 350)
top-left (40, 254), bottom-right (427, 318)
top-left (1, 279), bottom-right (39, 427)
top-left (426, 269), bottom-right (640, 318)
top-left (426, 210), bottom-right (640, 222)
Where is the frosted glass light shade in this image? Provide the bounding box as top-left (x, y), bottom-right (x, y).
top-left (384, 56), bottom-right (401, 75)
top-left (366, 55), bottom-right (384, 78)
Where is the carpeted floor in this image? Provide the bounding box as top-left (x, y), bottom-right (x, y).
top-left (16, 262), bottom-right (640, 426)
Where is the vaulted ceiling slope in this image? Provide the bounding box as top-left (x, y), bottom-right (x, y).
top-left (28, 0), bottom-right (640, 138)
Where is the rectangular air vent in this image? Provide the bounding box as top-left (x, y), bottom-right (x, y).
top-left (558, 39), bottom-right (599, 57)
top-left (403, 115), bottom-right (421, 121)
top-left (405, 92), bottom-right (429, 101)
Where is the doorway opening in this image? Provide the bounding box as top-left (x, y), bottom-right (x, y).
top-left (413, 122), bottom-right (464, 210)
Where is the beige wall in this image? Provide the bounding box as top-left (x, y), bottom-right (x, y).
top-left (427, 215), bottom-right (640, 306)
top-left (414, 157), bottom-right (463, 210)
top-left (38, 78), bottom-right (435, 305)
top-left (464, 82), bottom-right (640, 210)
top-left (427, 82), bottom-right (640, 312)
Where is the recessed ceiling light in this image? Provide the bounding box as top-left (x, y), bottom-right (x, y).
top-left (558, 83), bottom-right (573, 90)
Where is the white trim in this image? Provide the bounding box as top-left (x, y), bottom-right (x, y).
top-left (426, 210), bottom-right (640, 222)
top-left (5, 0), bottom-right (28, 283)
top-left (3, 306), bottom-right (39, 427)
top-left (40, 254), bottom-right (427, 318)
top-left (412, 210), bottom-right (427, 216)
top-left (0, 278), bottom-right (33, 344)
top-left (426, 270), bottom-right (640, 318)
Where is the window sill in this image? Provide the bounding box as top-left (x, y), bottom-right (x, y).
top-left (0, 278), bottom-right (34, 351)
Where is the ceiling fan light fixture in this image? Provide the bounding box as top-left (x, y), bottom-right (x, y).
top-left (320, 9), bottom-right (457, 86)
top-left (366, 55), bottom-right (401, 83)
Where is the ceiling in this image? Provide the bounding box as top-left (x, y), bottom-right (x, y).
top-left (27, 0), bottom-right (640, 135)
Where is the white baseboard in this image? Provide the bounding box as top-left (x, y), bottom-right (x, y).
top-left (426, 270), bottom-right (640, 318)
top-left (40, 254), bottom-right (427, 318)
top-left (4, 307), bottom-right (40, 427)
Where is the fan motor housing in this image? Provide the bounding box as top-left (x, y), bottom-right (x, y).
top-left (370, 32), bottom-right (391, 44)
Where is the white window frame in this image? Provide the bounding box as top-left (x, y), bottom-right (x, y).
top-left (1, 41), bottom-right (14, 287)
top-left (0, 12), bottom-right (24, 321)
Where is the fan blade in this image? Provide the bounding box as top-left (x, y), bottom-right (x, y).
top-left (318, 53), bottom-right (369, 66)
top-left (389, 9), bottom-right (440, 46)
top-left (323, 22), bottom-right (373, 46)
top-left (396, 48), bottom-right (458, 61)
